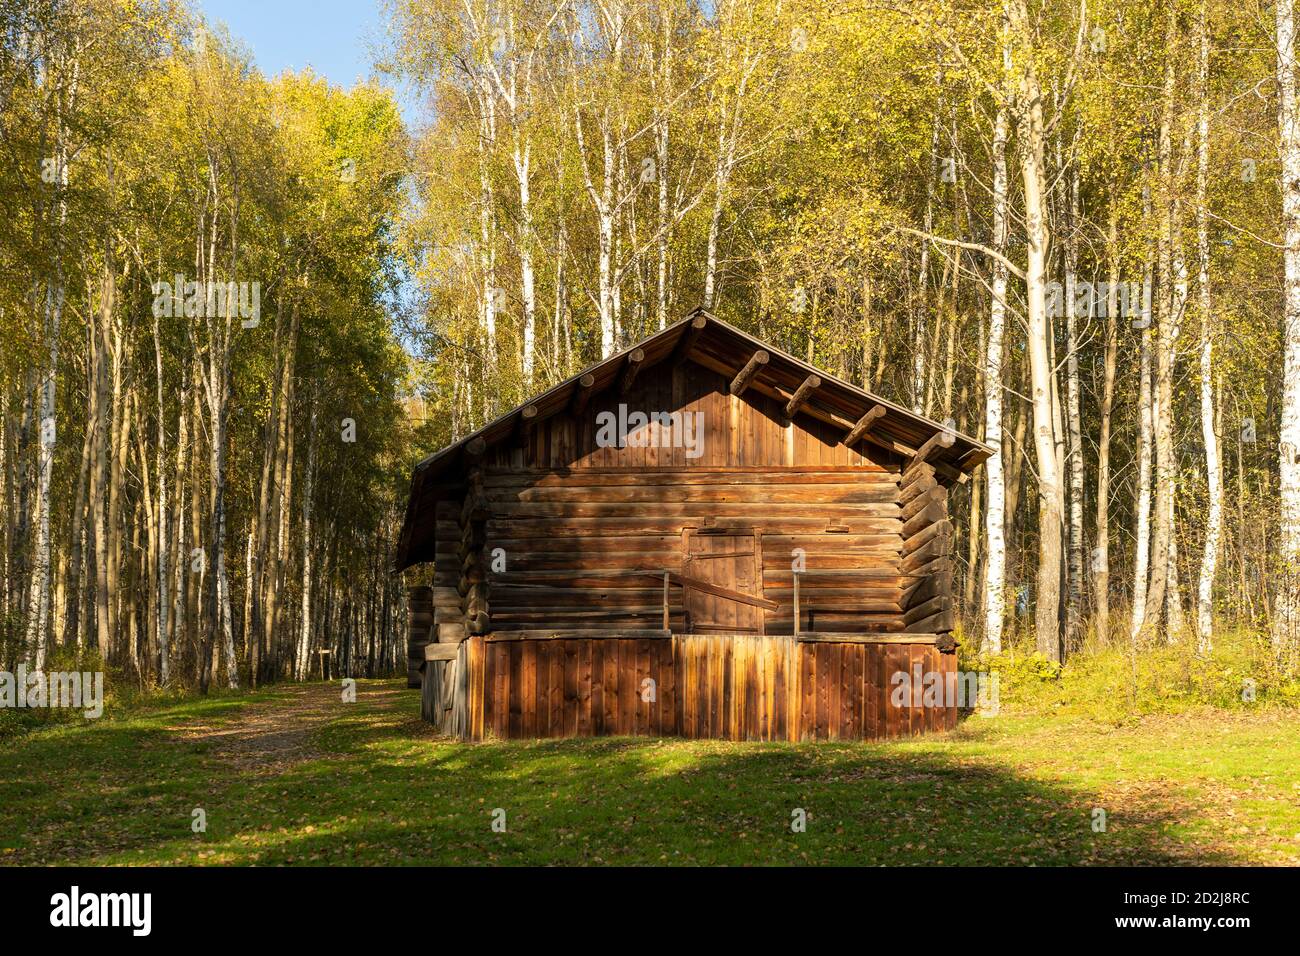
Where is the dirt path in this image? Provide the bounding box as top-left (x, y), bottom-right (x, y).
top-left (169, 682), bottom-right (364, 774)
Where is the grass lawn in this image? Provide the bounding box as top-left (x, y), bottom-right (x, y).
top-left (2, 679), bottom-right (1298, 866)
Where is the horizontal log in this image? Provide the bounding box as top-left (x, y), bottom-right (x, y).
top-left (901, 499), bottom-right (948, 539)
top-left (489, 589), bottom-right (678, 606)
top-left (486, 517), bottom-right (902, 536)
top-left (905, 608), bottom-right (954, 633)
top-left (792, 599), bottom-right (903, 613)
top-left (900, 535), bottom-right (952, 573)
top-left (900, 459), bottom-right (937, 489)
top-left (765, 587), bottom-right (903, 602)
top-left (483, 534), bottom-right (685, 552)
top-left (902, 519), bottom-right (952, 556)
top-left (490, 607), bottom-right (685, 620)
top-left (903, 595), bottom-right (952, 627)
top-left (901, 570), bottom-right (953, 609)
top-left (768, 613), bottom-right (902, 628)
top-left (489, 482), bottom-right (899, 505)
top-left (900, 485), bottom-right (947, 522)
top-left (764, 559), bottom-right (904, 572)
top-left (490, 501), bottom-right (902, 519)
top-left (437, 622), bottom-right (467, 643)
top-left (482, 467), bottom-right (893, 487)
top-left (905, 556), bottom-right (953, 580)
top-left (425, 643), bottom-right (462, 661)
top-left (796, 632), bottom-right (942, 645)
top-left (897, 482), bottom-right (936, 509)
top-left (486, 629), bottom-right (672, 642)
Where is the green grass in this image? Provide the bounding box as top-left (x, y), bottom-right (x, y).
top-left (2, 679), bottom-right (1298, 866)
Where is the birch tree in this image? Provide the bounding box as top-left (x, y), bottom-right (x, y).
top-left (1195, 1), bottom-right (1221, 652)
top-left (1276, 0), bottom-right (1300, 652)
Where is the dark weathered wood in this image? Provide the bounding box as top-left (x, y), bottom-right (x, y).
top-left (425, 643), bottom-right (462, 661)
top-left (672, 312), bottom-right (709, 365)
top-left (902, 595), bottom-right (952, 627)
top-left (900, 534), bottom-right (952, 573)
top-left (796, 632), bottom-right (941, 644)
top-left (901, 484), bottom-right (946, 522)
top-left (906, 609), bottom-right (955, 633)
top-left (515, 404), bottom-right (539, 437)
top-left (902, 498), bottom-right (947, 539)
top-left (910, 429), bottom-right (951, 467)
top-left (485, 629), bottom-right (672, 641)
top-left (570, 372), bottom-right (596, 416)
top-left (843, 405), bottom-right (886, 447)
top-left (729, 349), bottom-right (769, 396)
top-left (655, 569), bottom-right (780, 611)
top-left (902, 570), bottom-right (953, 609)
top-left (619, 347), bottom-right (646, 394)
top-left (783, 374), bottom-right (821, 419)
top-left (410, 335), bottom-right (977, 740)
top-left (902, 518), bottom-right (952, 557)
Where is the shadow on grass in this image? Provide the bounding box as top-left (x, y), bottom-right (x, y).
top-left (0, 682), bottom-right (1242, 867)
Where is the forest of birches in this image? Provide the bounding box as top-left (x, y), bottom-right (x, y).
top-left (4, 0), bottom-right (1300, 697)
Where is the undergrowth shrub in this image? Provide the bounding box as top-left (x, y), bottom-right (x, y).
top-left (957, 618), bottom-right (1300, 723)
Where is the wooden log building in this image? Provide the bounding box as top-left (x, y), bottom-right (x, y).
top-left (396, 309), bottom-right (992, 741)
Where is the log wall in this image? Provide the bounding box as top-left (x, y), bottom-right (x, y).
top-left (406, 586), bottom-right (432, 688)
top-left (479, 363), bottom-right (908, 635)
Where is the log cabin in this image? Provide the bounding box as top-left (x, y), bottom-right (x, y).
top-left (396, 309), bottom-right (992, 741)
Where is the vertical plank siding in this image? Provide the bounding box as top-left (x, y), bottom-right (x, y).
top-left (460, 634), bottom-right (958, 742)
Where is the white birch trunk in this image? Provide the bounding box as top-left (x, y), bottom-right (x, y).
top-left (26, 281), bottom-right (62, 673)
top-left (1275, 0), bottom-right (1300, 650)
top-left (1132, 286), bottom-right (1154, 640)
top-left (296, 405), bottom-right (317, 681)
top-left (1012, 0), bottom-right (1064, 660)
top-left (1195, 6), bottom-right (1222, 652)
top-left (982, 81), bottom-right (1010, 656)
top-left (1064, 174), bottom-right (1085, 647)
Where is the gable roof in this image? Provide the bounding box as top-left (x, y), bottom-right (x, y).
top-left (395, 308), bottom-right (993, 570)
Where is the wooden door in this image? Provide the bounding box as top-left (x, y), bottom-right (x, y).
top-left (683, 532), bottom-right (762, 633)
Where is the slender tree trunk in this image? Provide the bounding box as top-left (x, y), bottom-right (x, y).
top-left (517, 139), bottom-right (537, 388)
top-left (1143, 6), bottom-right (1180, 638)
top-left (296, 402), bottom-right (317, 681)
top-left (1095, 211), bottom-right (1120, 642)
top-left (982, 69), bottom-right (1010, 655)
top-left (1012, 0), bottom-right (1064, 661)
top-left (478, 92), bottom-right (498, 386)
top-left (91, 257), bottom-right (113, 655)
top-left (1195, 4), bottom-right (1222, 653)
top-left (152, 312), bottom-right (170, 684)
top-left (63, 369), bottom-right (92, 651)
top-left (1064, 171), bottom-right (1085, 648)
top-left (1275, 0), bottom-right (1300, 651)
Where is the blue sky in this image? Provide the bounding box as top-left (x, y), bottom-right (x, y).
top-left (196, 0), bottom-right (422, 123)
top-left (194, 2), bottom-right (424, 338)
